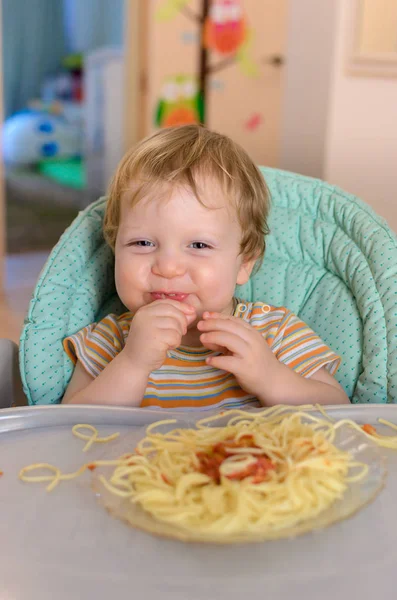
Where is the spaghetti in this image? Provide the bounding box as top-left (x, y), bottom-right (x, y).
top-left (72, 424), bottom-right (120, 452)
top-left (18, 408), bottom-right (397, 539)
top-left (96, 409), bottom-right (373, 537)
top-left (19, 424), bottom-right (121, 491)
top-left (313, 404), bottom-right (397, 449)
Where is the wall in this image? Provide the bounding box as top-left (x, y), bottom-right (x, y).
top-left (63, 0), bottom-right (124, 53)
top-left (324, 0), bottom-right (397, 232)
top-left (279, 0), bottom-right (338, 178)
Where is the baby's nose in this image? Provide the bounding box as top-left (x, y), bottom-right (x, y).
top-left (152, 253), bottom-right (186, 278)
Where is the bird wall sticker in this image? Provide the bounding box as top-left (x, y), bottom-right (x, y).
top-left (155, 75), bottom-right (204, 127)
top-left (203, 0), bottom-right (247, 55)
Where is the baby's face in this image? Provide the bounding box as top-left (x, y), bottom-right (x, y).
top-left (114, 179), bottom-right (255, 321)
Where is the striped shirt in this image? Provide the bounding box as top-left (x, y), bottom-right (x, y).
top-left (63, 300), bottom-right (340, 411)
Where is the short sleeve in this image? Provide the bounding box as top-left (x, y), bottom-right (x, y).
top-left (63, 313), bottom-right (130, 377)
top-left (271, 309), bottom-right (341, 377)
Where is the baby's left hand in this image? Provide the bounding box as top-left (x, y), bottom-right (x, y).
top-left (197, 312), bottom-right (279, 398)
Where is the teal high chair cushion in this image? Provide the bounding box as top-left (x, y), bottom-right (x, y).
top-left (20, 167), bottom-right (397, 405)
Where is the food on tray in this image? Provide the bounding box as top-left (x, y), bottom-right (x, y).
top-left (19, 407), bottom-right (397, 542)
top-left (95, 409), bottom-right (374, 539)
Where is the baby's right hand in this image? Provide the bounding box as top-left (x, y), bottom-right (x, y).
top-left (123, 300), bottom-right (196, 374)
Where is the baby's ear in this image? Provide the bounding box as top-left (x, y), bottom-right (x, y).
top-left (236, 256), bottom-right (258, 285)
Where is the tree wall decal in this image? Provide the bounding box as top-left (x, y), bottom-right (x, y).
top-left (155, 0), bottom-right (258, 127)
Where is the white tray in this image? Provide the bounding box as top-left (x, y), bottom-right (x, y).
top-left (1, 404), bottom-right (396, 599)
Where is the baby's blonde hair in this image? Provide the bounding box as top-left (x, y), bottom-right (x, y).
top-left (104, 124), bottom-right (270, 264)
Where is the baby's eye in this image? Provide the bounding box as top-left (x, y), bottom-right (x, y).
top-left (190, 242), bottom-right (211, 250)
top-left (130, 240), bottom-right (154, 247)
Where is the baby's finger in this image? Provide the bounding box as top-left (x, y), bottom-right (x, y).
top-left (156, 316), bottom-right (186, 336)
top-left (198, 317), bottom-right (254, 343)
top-left (203, 311), bottom-right (254, 329)
top-left (161, 328), bottom-right (183, 349)
top-left (200, 331), bottom-right (248, 357)
top-left (147, 302), bottom-right (195, 330)
top-left (206, 354), bottom-right (240, 374)
top-left (200, 341), bottom-right (229, 354)
top-left (150, 299), bottom-right (196, 316)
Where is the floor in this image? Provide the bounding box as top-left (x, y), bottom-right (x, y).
top-left (5, 168), bottom-right (90, 253)
top-left (0, 251), bottom-right (49, 343)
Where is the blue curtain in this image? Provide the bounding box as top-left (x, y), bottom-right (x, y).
top-left (63, 0), bottom-right (124, 54)
top-left (2, 0), bottom-right (67, 118)
top-left (2, 0), bottom-right (124, 119)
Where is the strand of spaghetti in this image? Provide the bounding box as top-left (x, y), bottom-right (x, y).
top-left (145, 419), bottom-right (178, 435)
top-left (333, 419), bottom-right (397, 449)
top-left (199, 408), bottom-right (327, 431)
top-left (310, 410), bottom-right (397, 449)
top-left (284, 408), bottom-right (397, 449)
top-left (19, 463), bottom-right (63, 491)
top-left (72, 424), bottom-right (120, 452)
top-left (196, 409), bottom-right (259, 428)
top-left (19, 459), bottom-right (129, 491)
top-left (19, 463), bottom-right (86, 492)
top-left (378, 418), bottom-right (397, 433)
top-left (98, 474), bottom-right (135, 498)
top-left (315, 404), bottom-right (336, 421)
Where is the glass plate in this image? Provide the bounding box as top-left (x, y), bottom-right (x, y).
top-left (91, 418), bottom-right (387, 544)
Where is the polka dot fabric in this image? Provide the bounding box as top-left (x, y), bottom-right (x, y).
top-left (19, 198), bottom-right (125, 405)
top-left (20, 169), bottom-right (397, 404)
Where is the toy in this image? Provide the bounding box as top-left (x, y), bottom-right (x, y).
top-left (2, 111), bottom-right (82, 166)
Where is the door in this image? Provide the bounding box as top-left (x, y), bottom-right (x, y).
top-left (0, 0), bottom-right (5, 288)
top-left (131, 0), bottom-right (287, 167)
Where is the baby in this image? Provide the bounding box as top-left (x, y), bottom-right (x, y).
top-left (62, 125), bottom-right (349, 408)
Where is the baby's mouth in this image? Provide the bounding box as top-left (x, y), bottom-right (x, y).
top-left (151, 292), bottom-right (189, 302)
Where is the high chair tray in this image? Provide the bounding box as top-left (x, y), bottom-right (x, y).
top-left (2, 402), bottom-right (397, 433)
top-left (1, 404), bottom-right (396, 600)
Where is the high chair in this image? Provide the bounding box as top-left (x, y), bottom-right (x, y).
top-left (2, 167), bottom-right (397, 408)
